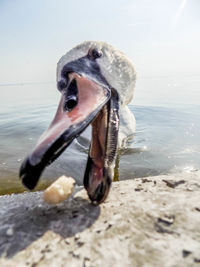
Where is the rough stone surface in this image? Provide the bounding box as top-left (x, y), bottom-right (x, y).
top-left (0, 171), bottom-right (200, 267)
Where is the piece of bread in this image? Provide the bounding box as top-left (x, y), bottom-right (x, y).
top-left (43, 176), bottom-right (75, 204)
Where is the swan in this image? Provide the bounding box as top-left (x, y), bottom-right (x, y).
top-left (19, 41), bottom-right (136, 204)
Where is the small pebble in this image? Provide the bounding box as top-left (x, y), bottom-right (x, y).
top-left (163, 179), bottom-right (185, 188)
top-left (77, 241), bottom-right (84, 247)
top-left (158, 215), bottom-right (175, 225)
top-left (182, 250), bottom-right (192, 258)
top-left (135, 188), bottom-right (142, 191)
top-left (65, 238), bottom-right (70, 245)
top-left (6, 227), bottom-right (14, 236)
top-left (72, 251), bottom-right (80, 258)
top-left (142, 178), bottom-right (152, 183)
top-left (74, 234), bottom-right (80, 241)
top-left (195, 207), bottom-right (200, 212)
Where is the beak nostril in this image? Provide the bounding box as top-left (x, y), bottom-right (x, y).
top-left (64, 78), bottom-right (79, 111)
top-left (64, 95), bottom-right (78, 111)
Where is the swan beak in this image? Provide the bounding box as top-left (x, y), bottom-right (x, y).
top-left (19, 73), bottom-right (111, 191)
top-left (83, 89), bottom-right (119, 203)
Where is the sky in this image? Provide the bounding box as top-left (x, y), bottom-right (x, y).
top-left (0, 0), bottom-right (200, 85)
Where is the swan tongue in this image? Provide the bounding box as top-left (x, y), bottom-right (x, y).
top-left (84, 90), bottom-right (119, 203)
top-left (19, 73), bottom-right (110, 190)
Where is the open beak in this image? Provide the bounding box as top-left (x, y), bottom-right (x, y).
top-left (20, 72), bottom-right (119, 204)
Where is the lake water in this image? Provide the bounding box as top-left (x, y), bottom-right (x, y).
top-left (0, 76), bottom-right (200, 195)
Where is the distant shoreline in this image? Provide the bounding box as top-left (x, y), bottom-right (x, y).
top-left (0, 81), bottom-right (55, 87)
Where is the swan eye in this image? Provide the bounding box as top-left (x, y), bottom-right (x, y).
top-left (88, 48), bottom-right (102, 60)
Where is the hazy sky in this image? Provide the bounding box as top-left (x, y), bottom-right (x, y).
top-left (0, 0), bottom-right (200, 84)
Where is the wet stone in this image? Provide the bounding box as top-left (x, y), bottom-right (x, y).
top-left (0, 171), bottom-right (200, 266)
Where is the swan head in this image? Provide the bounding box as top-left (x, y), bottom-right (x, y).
top-left (57, 41), bottom-right (136, 106)
top-left (19, 41), bottom-right (136, 204)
